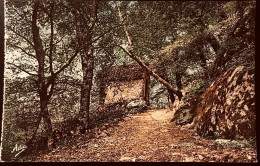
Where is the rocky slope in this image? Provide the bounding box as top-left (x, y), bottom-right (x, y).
top-left (194, 66), bottom-right (255, 139)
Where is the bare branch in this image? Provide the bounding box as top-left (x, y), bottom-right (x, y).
top-left (54, 50), bottom-right (79, 76)
top-left (12, 7), bottom-right (32, 25)
top-left (6, 25), bottom-right (35, 48)
top-left (46, 49), bottom-right (80, 87)
top-left (6, 62), bottom-right (38, 76)
top-left (7, 43), bottom-right (36, 59)
top-left (91, 24), bottom-right (122, 44)
top-left (87, 1), bottom-right (98, 32)
top-left (49, 1), bottom-right (54, 75)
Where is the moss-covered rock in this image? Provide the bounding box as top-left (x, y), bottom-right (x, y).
top-left (171, 80), bottom-right (208, 126)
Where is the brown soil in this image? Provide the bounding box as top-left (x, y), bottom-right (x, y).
top-left (32, 109), bottom-right (257, 162)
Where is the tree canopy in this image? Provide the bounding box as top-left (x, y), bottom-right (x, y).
top-left (2, 0), bottom-right (255, 161)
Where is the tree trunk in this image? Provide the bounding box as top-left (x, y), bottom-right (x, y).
top-left (199, 53), bottom-right (208, 78)
top-left (79, 48), bottom-right (94, 130)
top-left (32, 1), bottom-right (52, 147)
top-left (115, 2), bottom-right (182, 100)
top-left (97, 71), bottom-right (106, 105)
top-left (25, 111), bottom-right (42, 146)
top-left (0, 0), bottom-right (4, 148)
top-left (160, 70), bottom-right (175, 104)
top-left (19, 1), bottom-right (79, 150)
top-left (206, 33), bottom-right (220, 53)
top-left (176, 72), bottom-right (182, 90)
top-left (167, 83), bottom-right (176, 103)
top-left (39, 88), bottom-right (53, 146)
top-left (75, 1), bottom-right (98, 130)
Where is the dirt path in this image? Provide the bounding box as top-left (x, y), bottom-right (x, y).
top-left (33, 109), bottom-right (257, 162)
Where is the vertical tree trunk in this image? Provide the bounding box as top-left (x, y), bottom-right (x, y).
top-left (144, 75), bottom-right (150, 106)
top-left (160, 70), bottom-right (175, 104)
top-left (199, 53), bottom-right (208, 78)
top-left (79, 46), bottom-right (94, 130)
top-left (176, 72), bottom-right (182, 90)
top-left (39, 88), bottom-right (53, 146)
top-left (75, 1), bottom-right (98, 131)
top-left (32, 1), bottom-right (52, 146)
top-left (98, 71), bottom-right (106, 105)
top-left (0, 0), bottom-right (4, 151)
top-left (167, 85), bottom-right (176, 104)
top-left (20, 1), bottom-right (79, 150)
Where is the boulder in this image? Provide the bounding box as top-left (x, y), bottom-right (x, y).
top-left (194, 66), bottom-right (255, 139)
top-left (150, 83), bottom-right (169, 108)
top-left (171, 104), bottom-right (194, 126)
top-left (126, 99), bottom-right (146, 109)
top-left (213, 139), bottom-right (252, 149)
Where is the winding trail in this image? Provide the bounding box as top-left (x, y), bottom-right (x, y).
top-left (33, 109), bottom-right (257, 162)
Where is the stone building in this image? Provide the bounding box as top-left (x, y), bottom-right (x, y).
top-left (99, 64), bottom-right (150, 105)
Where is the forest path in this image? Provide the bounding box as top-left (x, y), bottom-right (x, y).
top-left (34, 109), bottom-right (257, 162)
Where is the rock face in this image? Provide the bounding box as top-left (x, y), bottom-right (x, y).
top-left (194, 66), bottom-right (255, 139)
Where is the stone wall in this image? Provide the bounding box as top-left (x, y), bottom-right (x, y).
top-left (104, 79), bottom-right (145, 104)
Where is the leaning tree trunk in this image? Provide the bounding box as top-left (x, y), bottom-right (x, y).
top-left (115, 2), bottom-right (182, 100)
top-left (166, 80), bottom-right (175, 104)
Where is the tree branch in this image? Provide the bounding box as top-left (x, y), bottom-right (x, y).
top-left (49, 1), bottom-right (54, 75)
top-left (91, 24), bottom-right (122, 44)
top-left (6, 62), bottom-right (38, 76)
top-left (7, 43), bottom-right (37, 59)
top-left (54, 50), bottom-right (79, 76)
top-left (87, 1), bottom-right (98, 33)
top-left (6, 25), bottom-right (35, 48)
top-left (12, 7), bottom-right (31, 25)
top-left (117, 45), bottom-right (182, 100)
top-left (46, 49), bottom-right (80, 87)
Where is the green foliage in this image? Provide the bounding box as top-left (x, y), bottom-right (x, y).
top-left (183, 80), bottom-right (209, 103)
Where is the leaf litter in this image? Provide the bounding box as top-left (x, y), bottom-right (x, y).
top-left (29, 109), bottom-right (257, 162)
